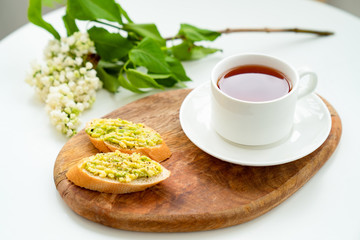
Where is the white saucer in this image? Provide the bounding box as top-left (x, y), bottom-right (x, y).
top-left (179, 82), bottom-right (332, 166)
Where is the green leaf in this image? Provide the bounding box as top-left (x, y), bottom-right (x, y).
top-left (97, 60), bottom-right (124, 74)
top-left (147, 73), bottom-right (172, 79)
top-left (148, 57), bottom-right (190, 87)
top-left (129, 37), bottom-right (170, 73)
top-left (146, 73), bottom-right (176, 87)
top-left (171, 40), bottom-right (191, 61)
top-left (28, 0), bottom-right (61, 39)
top-left (166, 56), bottom-right (191, 82)
top-left (171, 40), bottom-right (220, 61)
top-left (67, 0), bottom-right (123, 24)
top-left (123, 23), bottom-right (165, 45)
top-left (117, 4), bottom-right (133, 23)
top-left (96, 66), bottom-right (120, 93)
top-left (118, 71), bottom-right (144, 93)
top-left (178, 23), bottom-right (221, 42)
top-left (189, 45), bottom-right (221, 60)
top-left (62, 13), bottom-right (79, 36)
top-left (126, 69), bottom-right (164, 89)
top-left (153, 77), bottom-right (178, 87)
top-left (88, 27), bottom-right (134, 61)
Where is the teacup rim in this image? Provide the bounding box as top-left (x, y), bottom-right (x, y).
top-left (211, 53), bottom-right (299, 104)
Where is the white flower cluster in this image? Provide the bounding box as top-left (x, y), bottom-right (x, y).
top-left (26, 32), bottom-right (102, 137)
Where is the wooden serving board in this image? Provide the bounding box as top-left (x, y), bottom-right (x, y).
top-left (54, 89), bottom-right (341, 232)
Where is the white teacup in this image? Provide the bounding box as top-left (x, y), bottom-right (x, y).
top-left (210, 53), bottom-right (317, 146)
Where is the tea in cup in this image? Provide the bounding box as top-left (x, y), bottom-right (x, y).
top-left (210, 53), bottom-right (317, 146)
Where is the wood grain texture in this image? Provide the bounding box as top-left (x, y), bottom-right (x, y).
top-left (54, 89), bottom-right (342, 232)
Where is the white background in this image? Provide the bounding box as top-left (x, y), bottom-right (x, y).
top-left (1, 0), bottom-right (359, 239)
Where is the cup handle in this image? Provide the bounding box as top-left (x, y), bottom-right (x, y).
top-left (297, 67), bottom-right (318, 99)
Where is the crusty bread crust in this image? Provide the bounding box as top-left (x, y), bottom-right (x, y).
top-left (66, 159), bottom-right (171, 194)
top-left (86, 120), bottom-right (172, 162)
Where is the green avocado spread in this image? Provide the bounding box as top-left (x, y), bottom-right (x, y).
top-left (82, 151), bottom-right (163, 182)
top-left (85, 118), bottom-right (163, 149)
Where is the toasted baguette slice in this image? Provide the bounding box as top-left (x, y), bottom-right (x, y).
top-left (66, 151), bottom-right (170, 194)
top-left (85, 118), bottom-right (171, 162)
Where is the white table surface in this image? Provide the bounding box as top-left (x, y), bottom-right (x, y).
top-left (1, 0), bottom-right (359, 239)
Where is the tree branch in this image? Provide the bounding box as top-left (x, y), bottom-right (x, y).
top-left (165, 27), bottom-right (334, 40)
